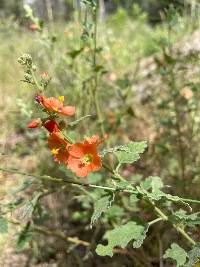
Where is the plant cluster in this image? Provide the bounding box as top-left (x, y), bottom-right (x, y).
top-left (1, 1), bottom-right (200, 267)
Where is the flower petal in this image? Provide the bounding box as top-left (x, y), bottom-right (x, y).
top-left (27, 118), bottom-right (41, 128)
top-left (61, 106), bottom-right (75, 116)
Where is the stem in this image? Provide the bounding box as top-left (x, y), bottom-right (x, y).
top-left (92, 6), bottom-right (105, 138)
top-left (149, 200), bottom-right (196, 246)
top-left (0, 167), bottom-right (137, 195)
top-left (30, 69), bottom-right (43, 92)
top-left (1, 167), bottom-right (200, 206)
top-left (148, 217), bottom-right (164, 226)
top-left (175, 225), bottom-right (196, 246)
top-left (8, 218), bottom-right (134, 257)
top-left (0, 167), bottom-right (198, 246)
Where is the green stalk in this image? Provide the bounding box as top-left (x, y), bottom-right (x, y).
top-left (92, 5), bottom-right (105, 138)
top-left (30, 69), bottom-right (43, 93)
top-left (0, 166), bottom-right (198, 246)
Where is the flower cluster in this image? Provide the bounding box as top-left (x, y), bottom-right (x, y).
top-left (28, 93), bottom-right (103, 177)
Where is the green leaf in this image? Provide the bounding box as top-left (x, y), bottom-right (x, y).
top-left (173, 209), bottom-right (200, 227)
top-left (140, 176), bottom-right (164, 200)
top-left (100, 141), bottom-right (147, 162)
top-left (67, 47), bottom-right (83, 58)
top-left (0, 216), bottom-right (8, 234)
top-left (116, 181), bottom-right (133, 190)
top-left (22, 192), bottom-right (42, 218)
top-left (130, 194), bottom-right (139, 204)
top-left (114, 141), bottom-right (147, 164)
top-left (8, 179), bottom-right (33, 195)
top-left (184, 245), bottom-right (200, 267)
top-left (96, 221), bottom-right (146, 257)
top-left (16, 222), bottom-right (32, 252)
top-left (91, 194), bottom-right (113, 226)
top-left (106, 205), bottom-right (124, 220)
top-left (88, 173), bottom-right (102, 184)
top-left (164, 243), bottom-right (187, 266)
top-left (133, 224), bottom-right (149, 248)
top-left (139, 177), bottom-right (192, 209)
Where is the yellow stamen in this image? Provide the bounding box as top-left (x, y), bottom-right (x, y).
top-left (59, 95), bottom-right (64, 103)
top-left (84, 154), bottom-right (93, 164)
top-left (53, 107), bottom-right (59, 112)
top-left (51, 148), bottom-right (59, 155)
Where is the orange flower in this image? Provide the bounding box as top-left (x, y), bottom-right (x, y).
top-left (43, 120), bottom-right (60, 133)
top-left (29, 24), bottom-right (39, 31)
top-left (67, 135), bottom-right (102, 177)
top-left (27, 118), bottom-right (42, 128)
top-left (40, 72), bottom-right (49, 78)
top-left (35, 95), bottom-right (75, 116)
top-left (48, 133), bottom-right (70, 164)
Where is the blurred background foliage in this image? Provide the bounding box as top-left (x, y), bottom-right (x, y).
top-left (1, 0), bottom-right (200, 266)
top-left (0, 0), bottom-right (196, 23)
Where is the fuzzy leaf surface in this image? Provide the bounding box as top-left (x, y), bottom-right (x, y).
top-left (96, 221), bottom-right (146, 257)
top-left (164, 243), bottom-right (187, 266)
top-left (114, 141), bottom-right (147, 164)
top-left (91, 194), bottom-right (113, 226)
top-left (184, 245), bottom-right (200, 267)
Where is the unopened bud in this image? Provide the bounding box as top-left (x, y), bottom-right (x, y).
top-left (40, 72), bottom-right (51, 88)
top-left (24, 73), bottom-right (33, 83)
top-left (18, 54), bottom-right (33, 68)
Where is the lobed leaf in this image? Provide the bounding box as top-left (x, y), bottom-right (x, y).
top-left (96, 221), bottom-right (146, 257)
top-left (91, 194), bottom-right (114, 226)
top-left (164, 243), bottom-right (187, 266)
top-left (184, 245), bottom-right (200, 267)
top-left (114, 141), bottom-right (147, 164)
top-left (100, 141), bottom-right (147, 164)
top-left (139, 177), bottom-right (192, 209)
top-left (140, 176), bottom-right (164, 200)
top-left (174, 209), bottom-right (200, 227)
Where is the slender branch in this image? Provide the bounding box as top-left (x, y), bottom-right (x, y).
top-left (1, 167), bottom-right (200, 205)
top-left (148, 217), bottom-right (164, 226)
top-left (92, 5), bottom-right (106, 138)
top-left (8, 218), bottom-right (135, 257)
top-left (149, 200), bottom-right (196, 246)
top-left (0, 167), bottom-right (198, 246)
top-left (30, 68), bottom-right (43, 92)
top-left (0, 167), bottom-right (138, 195)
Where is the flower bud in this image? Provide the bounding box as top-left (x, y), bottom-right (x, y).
top-left (24, 73), bottom-right (33, 83)
top-left (18, 54), bottom-right (32, 68)
top-left (27, 118), bottom-right (42, 128)
top-left (40, 72), bottom-right (51, 88)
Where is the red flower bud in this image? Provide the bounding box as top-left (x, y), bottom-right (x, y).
top-left (43, 120), bottom-right (60, 133)
top-left (27, 118), bottom-right (42, 128)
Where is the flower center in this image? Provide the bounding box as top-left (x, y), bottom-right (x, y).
top-left (51, 148), bottom-right (59, 155)
top-left (84, 153), bottom-right (93, 164)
